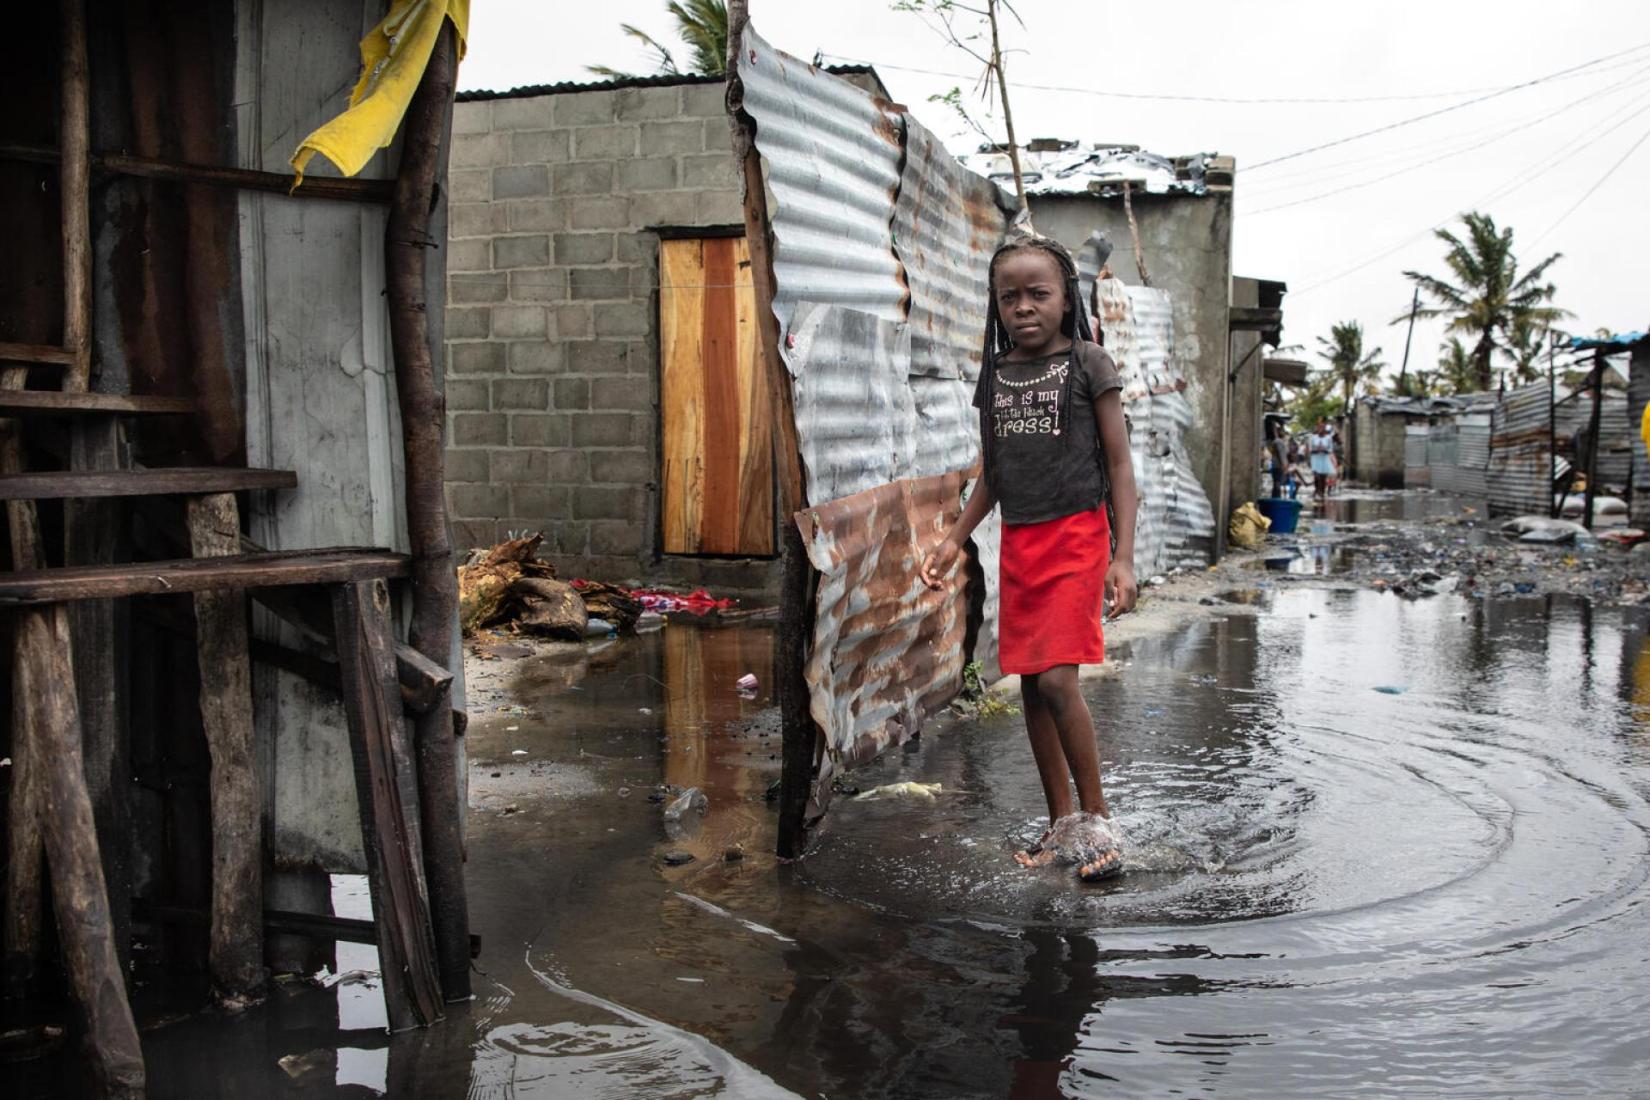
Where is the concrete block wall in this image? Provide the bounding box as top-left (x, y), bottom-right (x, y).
top-left (443, 78), bottom-right (747, 582)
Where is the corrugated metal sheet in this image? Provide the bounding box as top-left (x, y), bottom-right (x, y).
top-left (1093, 276), bottom-right (1216, 576)
top-left (1486, 379), bottom-right (1632, 517)
top-left (739, 26), bottom-right (1013, 810)
top-left (1632, 349), bottom-right (1649, 527)
top-left (796, 473), bottom-right (971, 819)
top-left (1404, 425), bottom-right (1431, 488)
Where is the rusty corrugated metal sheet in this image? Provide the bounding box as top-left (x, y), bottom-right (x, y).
top-left (1093, 276), bottom-right (1216, 576)
top-left (1486, 379), bottom-right (1631, 516)
top-left (739, 26), bottom-right (1014, 807)
top-left (796, 472), bottom-right (971, 818)
top-left (1631, 349), bottom-right (1649, 527)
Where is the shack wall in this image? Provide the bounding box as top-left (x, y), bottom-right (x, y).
top-left (1032, 190), bottom-right (1234, 517)
top-left (1227, 277), bottom-right (1265, 515)
top-left (1633, 346), bottom-right (1650, 527)
top-left (1353, 403), bottom-right (1408, 487)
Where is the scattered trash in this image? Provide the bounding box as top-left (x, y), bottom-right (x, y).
top-left (569, 579), bottom-right (643, 632)
top-left (855, 781), bottom-right (943, 802)
top-left (501, 803), bottom-right (519, 815)
top-left (675, 976), bottom-right (706, 983)
top-left (763, 778), bottom-right (783, 802)
top-left (460, 535), bottom-right (643, 639)
top-left (663, 787), bottom-right (709, 839)
top-left (1373, 685), bottom-right (1409, 695)
top-left (723, 845), bottom-right (746, 862)
top-left (632, 587), bottom-right (737, 616)
top-left (1228, 502), bottom-right (1272, 551)
top-left (618, 787), bottom-right (631, 798)
top-left (511, 749), bottom-right (528, 756)
top-left (277, 1050), bottom-right (331, 1080)
top-left (585, 617), bottom-right (616, 638)
top-left (660, 850), bottom-right (695, 867)
top-left (505, 725), bottom-right (519, 731)
top-left (735, 673), bottom-right (759, 698)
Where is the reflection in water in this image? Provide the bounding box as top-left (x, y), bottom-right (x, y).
top-left (132, 596), bottom-right (1650, 1098)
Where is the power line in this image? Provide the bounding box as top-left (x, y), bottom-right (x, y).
top-left (1248, 40), bottom-right (1650, 171)
top-left (1247, 65), bottom-right (1650, 215)
top-left (815, 48), bottom-right (1649, 106)
top-left (1529, 121), bottom-right (1650, 246)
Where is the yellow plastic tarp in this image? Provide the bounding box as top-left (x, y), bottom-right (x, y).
top-left (290, 0), bottom-right (471, 186)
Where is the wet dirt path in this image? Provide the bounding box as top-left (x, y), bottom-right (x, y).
top-left (138, 492), bottom-right (1650, 1097)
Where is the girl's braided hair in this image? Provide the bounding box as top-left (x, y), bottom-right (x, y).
top-left (977, 235), bottom-right (1105, 503)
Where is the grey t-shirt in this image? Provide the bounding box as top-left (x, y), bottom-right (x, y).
top-left (972, 340), bottom-right (1123, 525)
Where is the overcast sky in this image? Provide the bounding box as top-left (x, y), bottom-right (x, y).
top-left (460, 1), bottom-right (1649, 382)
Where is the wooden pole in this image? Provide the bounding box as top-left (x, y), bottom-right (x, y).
top-left (726, 0), bottom-right (820, 859)
top-left (1121, 181), bottom-right (1151, 287)
top-left (1397, 287), bottom-right (1419, 390)
top-left (185, 492), bottom-right (266, 1007)
top-left (1582, 350), bottom-right (1604, 530)
top-left (384, 22), bottom-right (470, 1002)
top-left (984, 0), bottom-right (1029, 224)
top-left (61, 0), bottom-right (92, 393)
top-left (20, 605), bottom-right (144, 1097)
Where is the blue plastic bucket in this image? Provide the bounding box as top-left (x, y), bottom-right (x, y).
top-left (1256, 497), bottom-right (1302, 535)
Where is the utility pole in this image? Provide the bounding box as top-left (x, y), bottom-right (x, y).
top-left (1547, 336), bottom-right (1558, 519)
top-left (1397, 287), bottom-right (1419, 391)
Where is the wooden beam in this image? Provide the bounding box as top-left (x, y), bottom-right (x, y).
top-left (0, 548), bottom-right (410, 605)
top-left (0, 342), bottom-right (74, 367)
top-left (0, 142), bottom-right (396, 205)
top-left (0, 391), bottom-right (196, 416)
top-left (185, 493), bottom-right (265, 1007)
top-left (60, 0), bottom-right (91, 393)
top-left (0, 466), bottom-right (297, 500)
top-left (330, 580), bottom-right (444, 1030)
top-left (19, 605), bottom-right (144, 1096)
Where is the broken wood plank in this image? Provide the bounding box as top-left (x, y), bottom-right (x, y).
top-left (330, 579), bottom-right (443, 1030)
top-left (185, 493), bottom-right (265, 1007)
top-left (19, 605), bottom-right (144, 1096)
top-left (0, 547), bottom-right (409, 605)
top-left (0, 341), bottom-right (74, 367)
top-left (0, 391), bottom-right (196, 416)
top-left (0, 466), bottom-right (296, 500)
top-left (394, 644), bottom-right (454, 715)
top-left (0, 142), bottom-right (396, 205)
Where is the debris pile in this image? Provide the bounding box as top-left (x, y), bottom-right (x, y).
top-left (458, 534), bottom-right (640, 640)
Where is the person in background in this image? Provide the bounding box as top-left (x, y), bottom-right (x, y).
top-left (1308, 417), bottom-right (1336, 502)
top-left (1267, 419), bottom-right (1290, 498)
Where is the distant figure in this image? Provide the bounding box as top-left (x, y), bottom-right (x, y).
top-left (920, 235), bottom-right (1139, 882)
top-left (1308, 418), bottom-right (1336, 502)
top-left (1267, 419), bottom-right (1289, 497)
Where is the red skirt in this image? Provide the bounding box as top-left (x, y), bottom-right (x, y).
top-left (999, 506), bottom-right (1110, 675)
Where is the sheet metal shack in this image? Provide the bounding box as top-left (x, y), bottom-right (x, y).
top-left (2, 1), bottom-right (471, 1089)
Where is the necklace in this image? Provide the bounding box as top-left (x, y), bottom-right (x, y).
top-left (995, 360), bottom-right (1069, 389)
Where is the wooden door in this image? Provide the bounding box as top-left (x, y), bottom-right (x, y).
top-left (659, 236), bottom-right (774, 555)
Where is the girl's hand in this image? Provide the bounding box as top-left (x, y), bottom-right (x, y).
top-left (921, 538), bottom-right (961, 590)
top-left (1104, 561), bottom-right (1138, 618)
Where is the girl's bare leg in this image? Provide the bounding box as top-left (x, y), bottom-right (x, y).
top-left (1015, 675), bottom-right (1073, 867)
top-left (1026, 665), bottom-right (1120, 879)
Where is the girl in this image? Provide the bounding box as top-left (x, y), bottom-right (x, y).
top-left (920, 236), bottom-right (1140, 882)
top-left (1307, 418), bottom-right (1336, 502)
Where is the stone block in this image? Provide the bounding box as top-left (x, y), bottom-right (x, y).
top-left (449, 168), bottom-right (490, 203)
top-left (449, 273), bottom-right (508, 303)
top-left (452, 413), bottom-right (507, 447)
top-left (568, 265), bottom-right (634, 301)
top-left (545, 449), bottom-right (589, 483)
top-left (615, 86), bottom-right (681, 121)
top-left (680, 81), bottom-right (726, 119)
top-left (552, 376), bottom-right (589, 411)
top-left (449, 342), bottom-right (505, 375)
top-left (450, 131), bottom-right (511, 169)
top-left (492, 164), bottom-right (549, 199)
top-left (510, 484), bottom-right (570, 517)
top-left (507, 200), bottom-right (565, 232)
top-left (589, 449), bottom-right (653, 484)
top-left (567, 195), bottom-right (631, 230)
top-left (589, 520), bottom-right (644, 557)
top-left (592, 302), bottom-right (651, 338)
top-left (589, 375), bottom-right (655, 413)
top-left (449, 519), bottom-right (498, 552)
top-left (491, 377), bottom-right (550, 410)
top-left (701, 118), bottom-right (731, 153)
top-left (552, 303), bottom-right (593, 339)
top-left (506, 340), bottom-right (566, 374)
top-left (567, 340), bottom-right (632, 375)
top-left (553, 161), bottom-right (615, 196)
top-left (628, 190), bottom-right (696, 226)
top-left (572, 124), bottom-right (640, 160)
top-left (555, 90), bottom-right (617, 126)
top-left (507, 268), bottom-right (565, 302)
top-left (452, 102), bottom-right (490, 134)
top-left (614, 157), bottom-right (678, 192)
top-left (510, 413), bottom-right (571, 447)
top-left (571, 485), bottom-right (644, 521)
top-left (446, 237), bottom-right (492, 273)
top-left (490, 305), bottom-right (546, 339)
top-left (444, 378), bottom-right (490, 412)
top-left (680, 152), bottom-right (738, 190)
top-left (446, 307), bottom-right (490, 339)
top-left (546, 520), bottom-right (590, 556)
top-left (449, 482), bottom-right (510, 517)
top-left (571, 413), bottom-right (634, 448)
top-left (614, 232), bottom-right (654, 265)
top-left (449, 202), bottom-right (508, 238)
top-left (493, 235), bottom-right (550, 269)
top-left (696, 189), bottom-right (745, 225)
top-left (641, 119), bottom-right (706, 156)
top-left (553, 232), bottom-right (615, 265)
top-left (488, 449), bottom-right (550, 483)
top-left (444, 448), bottom-right (489, 482)
top-left (491, 95), bottom-right (554, 131)
top-left (623, 340), bottom-right (657, 375)
top-left (512, 128), bottom-right (572, 164)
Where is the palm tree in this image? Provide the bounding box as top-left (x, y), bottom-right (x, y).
top-left (1504, 315), bottom-right (1552, 388)
top-left (1399, 211), bottom-right (1567, 392)
top-left (1436, 336), bottom-right (1478, 395)
top-left (587, 1), bottom-right (728, 79)
top-left (1315, 321), bottom-right (1386, 415)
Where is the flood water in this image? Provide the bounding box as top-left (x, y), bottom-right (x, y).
top-left (138, 519), bottom-right (1650, 1096)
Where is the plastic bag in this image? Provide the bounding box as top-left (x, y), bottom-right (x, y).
top-left (1228, 501), bottom-right (1272, 551)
